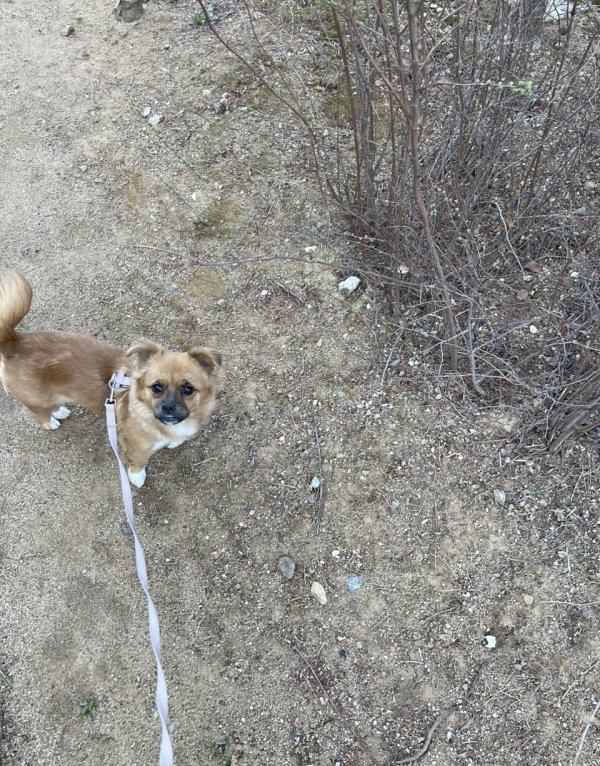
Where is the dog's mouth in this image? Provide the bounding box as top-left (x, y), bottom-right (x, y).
top-left (157, 414), bottom-right (187, 425)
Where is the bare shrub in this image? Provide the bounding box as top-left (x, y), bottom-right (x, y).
top-left (199, 0), bottom-right (600, 443)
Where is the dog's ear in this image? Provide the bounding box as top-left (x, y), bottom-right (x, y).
top-left (188, 347), bottom-right (223, 376)
top-left (126, 340), bottom-right (163, 371)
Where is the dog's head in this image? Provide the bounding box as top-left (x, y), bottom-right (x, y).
top-left (125, 341), bottom-right (222, 426)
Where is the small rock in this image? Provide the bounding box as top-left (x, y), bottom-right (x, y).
top-left (338, 276), bottom-right (361, 296)
top-left (141, 106), bottom-right (152, 118)
top-left (148, 114), bottom-right (164, 127)
top-left (523, 594), bottom-right (534, 606)
top-left (390, 499), bottom-right (400, 510)
top-left (61, 24), bottom-right (75, 37)
top-left (493, 489), bottom-right (507, 506)
top-left (311, 581), bottom-right (327, 605)
top-left (484, 634), bottom-right (497, 650)
top-left (584, 181), bottom-right (597, 192)
top-left (304, 246), bottom-right (317, 254)
top-left (544, 0), bottom-right (574, 21)
top-left (113, 0), bottom-right (145, 23)
top-left (310, 476), bottom-right (321, 490)
top-left (525, 260), bottom-right (542, 274)
top-left (347, 575), bottom-right (364, 593)
top-left (529, 325), bottom-right (539, 335)
top-left (278, 556), bottom-right (295, 580)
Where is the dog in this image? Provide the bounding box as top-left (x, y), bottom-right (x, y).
top-left (0, 272), bottom-right (222, 487)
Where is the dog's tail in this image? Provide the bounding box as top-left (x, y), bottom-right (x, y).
top-left (0, 272), bottom-right (33, 347)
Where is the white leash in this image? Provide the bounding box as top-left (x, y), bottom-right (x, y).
top-left (105, 371), bottom-right (174, 766)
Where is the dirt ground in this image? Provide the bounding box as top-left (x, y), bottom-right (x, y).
top-left (1, 1), bottom-right (600, 765)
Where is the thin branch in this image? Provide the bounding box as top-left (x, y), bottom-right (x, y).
top-left (573, 696), bottom-right (600, 766)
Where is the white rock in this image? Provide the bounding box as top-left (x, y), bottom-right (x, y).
top-left (338, 276), bottom-right (361, 296)
top-left (484, 634), bottom-right (497, 650)
top-left (148, 114), bottom-right (164, 127)
top-left (310, 476), bottom-right (321, 490)
top-left (311, 581), bottom-right (327, 605)
top-left (493, 489), bottom-right (507, 506)
top-left (529, 325), bottom-right (538, 335)
top-left (544, 1), bottom-right (574, 22)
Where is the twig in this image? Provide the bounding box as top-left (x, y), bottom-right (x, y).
top-left (561, 659), bottom-right (600, 704)
top-left (313, 417), bottom-right (325, 533)
top-left (380, 326), bottom-right (404, 385)
top-left (573, 696), bottom-right (600, 766)
top-left (293, 644), bottom-right (381, 765)
top-left (397, 713), bottom-right (444, 764)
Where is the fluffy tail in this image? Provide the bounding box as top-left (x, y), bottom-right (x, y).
top-left (0, 272), bottom-right (33, 347)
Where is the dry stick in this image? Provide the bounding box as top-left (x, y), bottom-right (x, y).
top-left (293, 644), bottom-right (382, 766)
top-left (405, 0), bottom-right (460, 371)
top-left (195, 0), bottom-right (327, 200)
top-left (381, 327), bottom-right (405, 385)
top-left (573, 696), bottom-right (600, 766)
top-left (313, 417), bottom-right (325, 534)
top-left (339, 0), bottom-right (461, 370)
top-left (331, 7), bottom-right (362, 214)
top-left (130, 244), bottom-right (424, 294)
top-left (396, 713), bottom-right (444, 765)
top-left (561, 660), bottom-right (600, 704)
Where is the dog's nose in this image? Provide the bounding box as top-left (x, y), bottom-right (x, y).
top-left (161, 398), bottom-right (178, 413)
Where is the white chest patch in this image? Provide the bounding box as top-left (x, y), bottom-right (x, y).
top-left (152, 420), bottom-right (199, 453)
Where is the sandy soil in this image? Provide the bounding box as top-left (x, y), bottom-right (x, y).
top-left (1, 2), bottom-right (599, 765)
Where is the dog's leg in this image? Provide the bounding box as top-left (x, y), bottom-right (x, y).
top-left (51, 406), bottom-right (71, 421)
top-left (21, 403), bottom-right (65, 430)
top-left (120, 443), bottom-right (153, 488)
top-left (127, 466), bottom-right (147, 488)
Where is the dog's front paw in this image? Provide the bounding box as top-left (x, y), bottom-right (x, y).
top-left (52, 406), bottom-right (71, 420)
top-left (127, 467), bottom-right (147, 488)
top-left (45, 416), bottom-right (62, 430)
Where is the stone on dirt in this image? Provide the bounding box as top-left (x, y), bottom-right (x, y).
top-left (278, 556), bottom-right (296, 580)
top-left (338, 276), bottom-right (361, 296)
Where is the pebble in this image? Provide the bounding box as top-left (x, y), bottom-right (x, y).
top-left (142, 106), bottom-right (152, 118)
top-left (523, 594), bottom-right (534, 605)
top-left (61, 24), bottom-right (75, 37)
top-left (310, 476), bottom-right (321, 490)
top-left (113, 0), bottom-right (146, 23)
top-left (493, 489), bottom-right (507, 506)
top-left (525, 260), bottom-right (542, 274)
top-left (529, 325), bottom-right (539, 335)
top-left (484, 634), bottom-right (497, 650)
top-left (148, 114), bottom-right (164, 127)
top-left (311, 581), bottom-right (327, 605)
top-left (347, 575), bottom-right (364, 593)
top-left (338, 276), bottom-right (361, 296)
top-left (278, 556), bottom-right (295, 580)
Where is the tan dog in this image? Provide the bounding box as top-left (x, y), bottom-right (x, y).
top-left (0, 272), bottom-right (222, 487)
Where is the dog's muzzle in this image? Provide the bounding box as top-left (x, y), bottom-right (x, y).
top-left (156, 398), bottom-right (188, 425)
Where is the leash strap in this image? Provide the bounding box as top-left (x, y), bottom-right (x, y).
top-left (105, 372), bottom-right (174, 766)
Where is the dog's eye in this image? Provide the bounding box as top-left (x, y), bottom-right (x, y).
top-left (150, 383), bottom-right (164, 396)
top-left (181, 384), bottom-right (195, 397)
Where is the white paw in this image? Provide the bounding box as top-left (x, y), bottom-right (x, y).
top-left (52, 406), bottom-right (71, 420)
top-left (46, 416), bottom-right (61, 430)
top-left (127, 467), bottom-right (147, 488)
